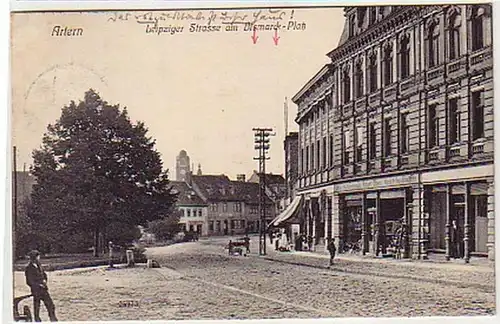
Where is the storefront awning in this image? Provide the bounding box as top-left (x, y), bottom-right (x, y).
top-left (268, 196), bottom-right (304, 228)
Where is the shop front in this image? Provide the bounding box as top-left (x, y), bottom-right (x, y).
top-left (333, 174), bottom-right (417, 258)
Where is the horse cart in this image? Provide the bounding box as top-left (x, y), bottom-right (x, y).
top-left (226, 237), bottom-right (250, 256)
top-left (13, 294), bottom-right (33, 322)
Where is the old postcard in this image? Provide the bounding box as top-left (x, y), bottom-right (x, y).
top-left (8, 2), bottom-right (497, 323)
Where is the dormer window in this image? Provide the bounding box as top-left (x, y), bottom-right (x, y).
top-left (369, 7), bottom-right (377, 24)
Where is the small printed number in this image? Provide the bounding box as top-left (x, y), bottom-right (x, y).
top-left (118, 300), bottom-right (139, 307)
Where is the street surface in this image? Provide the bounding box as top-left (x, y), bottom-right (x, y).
top-left (13, 237), bottom-right (496, 321)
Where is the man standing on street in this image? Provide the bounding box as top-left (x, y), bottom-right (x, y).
top-left (243, 236), bottom-right (250, 254)
top-left (25, 250), bottom-right (58, 322)
top-left (327, 238), bottom-right (337, 266)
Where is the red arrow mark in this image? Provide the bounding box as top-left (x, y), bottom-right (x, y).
top-left (251, 26), bottom-right (258, 44)
top-left (272, 28), bottom-right (280, 46)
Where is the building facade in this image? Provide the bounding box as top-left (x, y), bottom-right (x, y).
top-left (284, 132), bottom-right (299, 202)
top-left (170, 181), bottom-right (209, 236)
top-left (189, 174), bottom-right (276, 236)
top-left (293, 5), bottom-right (493, 261)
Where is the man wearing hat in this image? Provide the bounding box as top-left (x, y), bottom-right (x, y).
top-left (25, 250), bottom-right (58, 322)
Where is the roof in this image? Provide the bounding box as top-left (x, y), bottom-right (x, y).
top-left (251, 173), bottom-right (285, 186)
top-left (191, 174), bottom-right (272, 204)
top-left (291, 64), bottom-right (331, 104)
top-left (169, 181), bottom-right (206, 206)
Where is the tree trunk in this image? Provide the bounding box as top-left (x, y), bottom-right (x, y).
top-left (93, 228), bottom-right (99, 257)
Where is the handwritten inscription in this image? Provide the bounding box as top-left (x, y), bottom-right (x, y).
top-left (51, 25), bottom-right (84, 37)
top-left (107, 9), bottom-right (307, 40)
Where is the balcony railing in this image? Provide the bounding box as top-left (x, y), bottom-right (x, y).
top-left (449, 146), bottom-right (461, 158)
top-left (369, 92), bottom-right (380, 105)
top-left (383, 84), bottom-right (397, 99)
top-left (428, 150), bottom-right (439, 161)
top-left (470, 47), bottom-right (492, 66)
top-left (447, 60), bottom-right (461, 73)
top-left (427, 66), bottom-right (444, 81)
top-left (400, 156), bottom-right (409, 165)
top-left (400, 78), bottom-right (414, 93)
top-left (382, 158), bottom-right (392, 168)
top-left (472, 142), bottom-right (485, 154)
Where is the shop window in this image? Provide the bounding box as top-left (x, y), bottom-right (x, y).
top-left (471, 91), bottom-right (485, 140)
top-left (448, 12), bottom-right (461, 60)
top-left (383, 118), bottom-right (392, 157)
top-left (471, 6), bottom-right (485, 51)
top-left (208, 221), bottom-right (214, 231)
top-left (448, 98), bottom-right (460, 144)
top-left (369, 122), bottom-right (377, 160)
top-left (400, 35), bottom-right (410, 79)
top-left (428, 22), bottom-right (440, 68)
top-left (383, 45), bottom-right (393, 86)
top-left (428, 104), bottom-right (439, 148)
top-left (400, 113), bottom-right (410, 153)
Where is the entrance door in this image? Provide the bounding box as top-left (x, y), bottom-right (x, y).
top-left (474, 195), bottom-right (488, 253)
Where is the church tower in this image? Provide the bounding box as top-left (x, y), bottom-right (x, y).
top-left (176, 150), bottom-right (191, 181)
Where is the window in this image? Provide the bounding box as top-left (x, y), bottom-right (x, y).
top-left (343, 69), bottom-right (351, 103)
top-left (368, 54), bottom-right (378, 92)
top-left (448, 98), bottom-right (460, 144)
top-left (471, 7), bottom-right (485, 51)
top-left (349, 14), bottom-right (356, 37)
top-left (379, 7), bottom-right (386, 19)
top-left (198, 209), bottom-right (203, 217)
top-left (181, 209), bottom-right (185, 217)
top-left (448, 13), bottom-right (461, 60)
top-left (471, 91), bottom-right (484, 140)
top-left (400, 113), bottom-right (410, 153)
top-left (316, 140), bottom-right (321, 170)
top-left (355, 126), bottom-right (363, 162)
top-left (369, 7), bottom-right (377, 25)
top-left (222, 202), bottom-right (227, 212)
top-left (311, 143), bottom-right (315, 171)
top-left (211, 203), bottom-right (218, 212)
top-left (355, 61), bottom-right (364, 98)
top-left (187, 209), bottom-right (191, 217)
top-left (300, 148), bottom-right (304, 174)
top-left (384, 118), bottom-right (392, 157)
top-left (383, 45), bottom-right (393, 86)
top-left (322, 137), bottom-right (327, 168)
top-left (428, 22), bottom-right (440, 67)
top-left (428, 104), bottom-right (439, 148)
top-left (305, 146), bottom-right (309, 171)
top-left (400, 35), bottom-right (410, 79)
top-left (369, 122), bottom-right (377, 160)
top-left (329, 134), bottom-right (334, 167)
top-left (343, 129), bottom-right (351, 164)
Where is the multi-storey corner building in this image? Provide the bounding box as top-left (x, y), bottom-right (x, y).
top-left (292, 5), bottom-right (493, 261)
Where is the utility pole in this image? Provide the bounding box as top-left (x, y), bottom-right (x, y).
top-left (253, 128), bottom-right (274, 256)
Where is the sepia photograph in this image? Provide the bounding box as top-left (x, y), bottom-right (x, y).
top-left (8, 1), bottom-right (497, 322)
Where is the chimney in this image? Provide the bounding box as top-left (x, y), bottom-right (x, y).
top-left (236, 174), bottom-right (246, 182)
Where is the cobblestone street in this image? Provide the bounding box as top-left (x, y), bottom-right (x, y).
top-left (14, 238), bottom-right (496, 321)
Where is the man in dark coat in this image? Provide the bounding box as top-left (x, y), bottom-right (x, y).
top-left (243, 236), bottom-right (250, 254)
top-left (327, 238), bottom-right (337, 266)
top-left (25, 250), bottom-right (58, 322)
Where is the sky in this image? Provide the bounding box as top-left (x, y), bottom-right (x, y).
top-left (11, 7), bottom-right (345, 180)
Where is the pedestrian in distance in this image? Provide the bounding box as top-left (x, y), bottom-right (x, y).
top-left (25, 250), bottom-right (58, 322)
top-left (327, 238), bottom-right (337, 266)
top-left (228, 240), bottom-right (233, 256)
top-left (243, 236), bottom-right (250, 254)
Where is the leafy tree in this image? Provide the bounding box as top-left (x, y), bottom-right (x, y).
top-left (28, 89), bottom-right (177, 255)
top-left (147, 209), bottom-right (182, 241)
